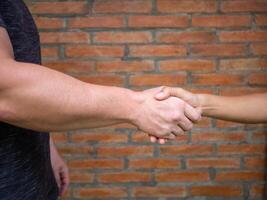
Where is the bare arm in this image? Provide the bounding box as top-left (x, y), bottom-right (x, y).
top-left (0, 28), bottom-right (199, 138)
top-left (155, 87), bottom-right (267, 123)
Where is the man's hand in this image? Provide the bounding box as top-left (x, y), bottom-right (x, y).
top-left (131, 87), bottom-right (200, 143)
top-left (50, 138), bottom-right (69, 197)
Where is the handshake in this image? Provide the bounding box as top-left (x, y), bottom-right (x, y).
top-left (129, 86), bottom-right (202, 144)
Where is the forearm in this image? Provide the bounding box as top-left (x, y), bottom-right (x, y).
top-left (0, 59), bottom-right (139, 131)
top-left (198, 93), bottom-right (267, 123)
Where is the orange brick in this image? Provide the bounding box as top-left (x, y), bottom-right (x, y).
top-left (93, 0), bottom-right (152, 13)
top-left (250, 184), bottom-right (265, 197)
top-left (157, 31), bottom-right (216, 43)
top-left (191, 44), bottom-right (246, 57)
top-left (192, 74), bottom-right (243, 86)
top-left (218, 144), bottom-right (266, 155)
top-left (97, 172), bottom-right (151, 183)
top-left (191, 132), bottom-right (246, 142)
top-left (192, 15), bottom-right (251, 27)
top-left (65, 45), bottom-right (124, 57)
top-left (96, 60), bottom-right (154, 72)
top-left (97, 146), bottom-right (153, 157)
top-left (244, 157), bottom-right (265, 168)
top-left (220, 31), bottom-right (267, 42)
top-left (57, 145), bottom-right (93, 155)
top-left (76, 75), bottom-right (125, 86)
top-left (216, 171), bottom-right (265, 181)
top-left (190, 185), bottom-right (242, 197)
top-left (187, 158), bottom-right (240, 169)
top-left (74, 187), bottom-right (127, 198)
top-left (128, 16), bottom-right (188, 28)
top-left (255, 15), bottom-right (267, 26)
top-left (129, 45), bottom-right (187, 57)
top-left (160, 59), bottom-right (215, 72)
top-left (133, 186), bottom-right (186, 197)
top-left (51, 132), bottom-right (67, 143)
top-left (34, 17), bottom-right (64, 29)
top-left (71, 132), bottom-right (128, 143)
top-left (252, 131), bottom-right (267, 141)
top-left (157, 0), bottom-right (216, 13)
top-left (69, 159), bottom-right (123, 169)
top-left (251, 43), bottom-right (267, 56)
top-left (70, 171), bottom-right (93, 183)
top-left (44, 61), bottom-right (94, 73)
top-left (129, 74), bottom-right (186, 86)
top-left (68, 16), bottom-right (124, 28)
top-left (30, 2), bottom-right (88, 14)
top-left (220, 58), bottom-right (267, 71)
top-left (156, 171), bottom-right (210, 182)
top-left (248, 73), bottom-right (267, 85)
top-left (129, 158), bottom-right (181, 169)
top-left (41, 47), bottom-right (58, 57)
top-left (40, 32), bottom-right (89, 44)
top-left (160, 145), bottom-right (214, 156)
top-left (94, 31), bottom-right (152, 43)
top-left (221, 0), bottom-right (267, 13)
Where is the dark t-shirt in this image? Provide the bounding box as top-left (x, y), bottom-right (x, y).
top-left (0, 0), bottom-right (58, 199)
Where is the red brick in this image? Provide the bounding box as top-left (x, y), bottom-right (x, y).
top-left (94, 0), bottom-right (152, 13)
top-left (41, 47), bottom-right (58, 58)
top-left (51, 132), bottom-right (67, 143)
top-left (68, 16), bottom-right (124, 28)
top-left (69, 159), bottom-right (123, 169)
top-left (216, 171), bottom-right (265, 181)
top-left (220, 31), bottom-right (267, 42)
top-left (157, 31), bottom-right (216, 43)
top-left (192, 15), bottom-right (251, 27)
top-left (187, 158), bottom-right (240, 169)
top-left (160, 59), bottom-right (215, 72)
top-left (251, 43), bottom-right (267, 56)
top-left (128, 16), bottom-right (188, 28)
top-left (57, 145), bottom-right (93, 155)
top-left (65, 45), bottom-right (124, 57)
top-left (129, 158), bottom-right (181, 169)
top-left (94, 32), bottom-right (152, 44)
top-left (255, 15), bottom-right (267, 26)
top-left (71, 132), bottom-right (128, 143)
top-left (97, 172), bottom-right (151, 183)
top-left (160, 145), bottom-right (214, 156)
top-left (44, 61), bottom-right (94, 73)
top-left (218, 144), bottom-right (266, 155)
top-left (40, 32), bottom-right (89, 44)
top-left (129, 45), bottom-right (187, 57)
top-left (97, 146), bottom-right (153, 157)
top-left (133, 186), bottom-right (186, 197)
top-left (74, 187), bottom-right (127, 198)
top-left (191, 44), bottom-right (246, 57)
top-left (129, 74), bottom-right (186, 86)
top-left (192, 74), bottom-right (243, 86)
top-left (70, 171), bottom-right (93, 183)
top-left (248, 73), bottom-right (267, 85)
top-left (221, 0), bottom-right (267, 13)
top-left (157, 0), bottom-right (216, 13)
top-left (34, 17), bottom-right (64, 29)
top-left (76, 75), bottom-right (125, 86)
top-left (96, 60), bottom-right (154, 72)
top-left (156, 171), bottom-right (210, 182)
top-left (220, 58), bottom-right (267, 71)
top-left (190, 185), bottom-right (242, 197)
top-left (252, 131), bottom-right (267, 141)
top-left (30, 2), bottom-right (88, 15)
top-left (244, 157), bottom-right (265, 168)
top-left (191, 132), bottom-right (246, 142)
top-left (250, 185), bottom-right (265, 197)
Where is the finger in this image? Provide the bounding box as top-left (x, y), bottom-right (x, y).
top-left (55, 171), bottom-right (61, 191)
top-left (150, 135), bottom-right (157, 143)
top-left (171, 126), bottom-right (184, 136)
top-left (185, 104), bottom-right (201, 123)
top-left (159, 138), bottom-right (165, 144)
top-left (154, 86), bottom-right (171, 100)
top-left (59, 166), bottom-right (69, 196)
top-left (178, 116), bottom-right (193, 131)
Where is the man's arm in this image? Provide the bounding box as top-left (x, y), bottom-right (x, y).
top-left (155, 87), bottom-right (267, 123)
top-left (0, 28), bottom-right (199, 138)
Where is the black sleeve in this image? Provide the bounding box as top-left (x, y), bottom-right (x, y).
top-left (0, 12), bottom-right (6, 28)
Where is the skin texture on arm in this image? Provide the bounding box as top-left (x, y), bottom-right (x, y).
top-left (0, 28), bottom-right (200, 139)
top-left (155, 87), bottom-right (267, 123)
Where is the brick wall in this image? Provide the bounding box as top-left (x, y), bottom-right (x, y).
top-left (27, 0), bottom-right (267, 199)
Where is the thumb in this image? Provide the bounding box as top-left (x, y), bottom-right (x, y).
top-left (155, 87), bottom-right (170, 100)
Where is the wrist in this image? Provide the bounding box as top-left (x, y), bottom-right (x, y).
top-left (197, 94), bottom-right (216, 117)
